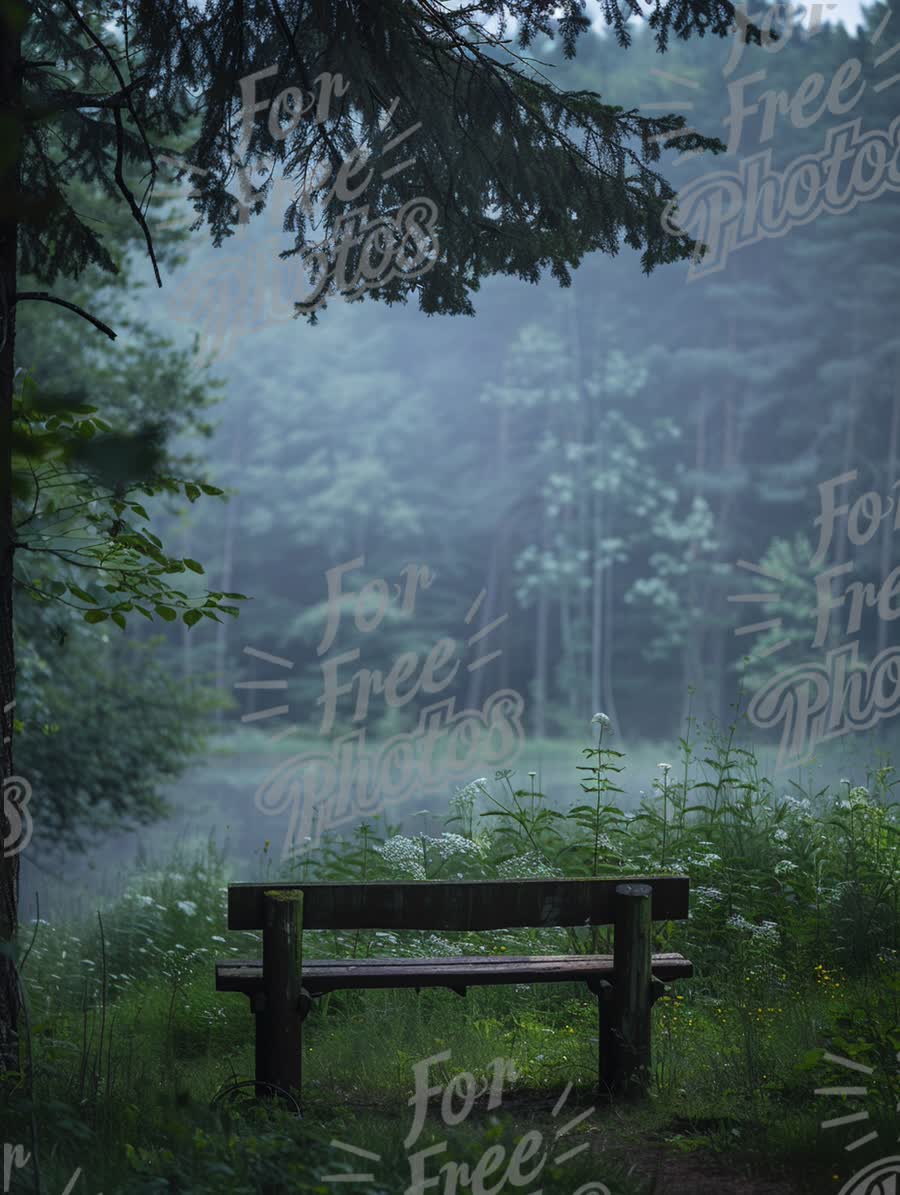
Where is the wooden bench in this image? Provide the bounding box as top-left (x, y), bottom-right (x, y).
top-left (215, 876), bottom-right (692, 1101)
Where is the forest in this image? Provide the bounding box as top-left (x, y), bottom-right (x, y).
top-left (2, 0), bottom-right (898, 1193)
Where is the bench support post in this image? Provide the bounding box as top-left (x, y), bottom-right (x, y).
top-left (257, 890), bottom-right (304, 1097)
top-left (596, 979), bottom-right (616, 1095)
top-left (611, 882), bottom-right (652, 1099)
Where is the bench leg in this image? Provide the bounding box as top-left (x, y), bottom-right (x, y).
top-left (611, 883), bottom-right (653, 1099)
top-left (596, 980), bottom-right (616, 1096)
top-left (255, 890), bottom-right (305, 1098)
top-left (252, 988), bottom-right (311, 1099)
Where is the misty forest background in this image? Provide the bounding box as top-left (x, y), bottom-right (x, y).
top-left (14, 4), bottom-right (900, 902)
top-left (7, 5), bottom-right (900, 1193)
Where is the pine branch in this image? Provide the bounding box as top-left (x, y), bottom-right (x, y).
top-left (56, 0), bottom-right (163, 287)
top-left (14, 293), bottom-right (117, 341)
top-left (37, 76), bottom-right (149, 114)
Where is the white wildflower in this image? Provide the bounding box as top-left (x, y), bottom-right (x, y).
top-left (175, 900), bottom-right (197, 916)
top-left (774, 860), bottom-right (798, 878)
top-left (781, 794), bottom-right (811, 815)
top-left (498, 851), bottom-right (560, 879)
top-left (695, 852), bottom-right (721, 868)
top-left (848, 786), bottom-right (871, 809)
top-left (591, 712), bottom-right (610, 727)
top-left (377, 836), bottom-right (427, 880)
top-left (658, 762), bottom-right (673, 775)
top-left (753, 920), bottom-right (779, 942)
top-left (430, 833), bottom-right (481, 861)
top-left (727, 913), bottom-right (754, 933)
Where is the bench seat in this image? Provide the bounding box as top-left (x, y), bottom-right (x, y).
top-left (216, 951), bottom-right (693, 996)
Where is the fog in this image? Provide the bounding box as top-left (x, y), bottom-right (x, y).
top-left (14, 5), bottom-right (900, 913)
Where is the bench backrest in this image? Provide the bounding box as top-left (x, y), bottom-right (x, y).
top-left (227, 876), bottom-right (689, 931)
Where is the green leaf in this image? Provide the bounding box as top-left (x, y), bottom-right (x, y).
top-left (199, 484), bottom-right (224, 495)
top-left (68, 584), bottom-right (97, 605)
top-left (182, 609), bottom-right (203, 627)
top-left (183, 558), bottom-right (204, 574)
top-left (111, 612), bottom-right (127, 630)
top-left (154, 605), bottom-right (177, 622)
top-left (184, 483), bottom-right (201, 502)
top-left (83, 610), bottom-right (108, 624)
top-left (797, 1049), bottom-right (825, 1072)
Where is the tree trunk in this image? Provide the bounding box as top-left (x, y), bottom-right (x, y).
top-left (497, 404), bottom-right (511, 695)
top-left (466, 403), bottom-right (509, 712)
top-left (601, 556), bottom-right (620, 739)
top-left (0, 2), bottom-right (23, 1074)
top-left (832, 308), bottom-right (860, 581)
top-left (182, 520), bottom-right (194, 681)
top-left (560, 563), bottom-right (575, 717)
top-left (571, 286), bottom-right (589, 714)
top-left (876, 358), bottom-right (900, 660)
top-left (466, 537), bottom-right (499, 713)
top-left (591, 551), bottom-right (601, 717)
top-left (710, 315), bottom-right (746, 727)
top-left (215, 423), bottom-right (241, 718)
top-left (533, 504), bottom-right (548, 740)
top-left (680, 389), bottom-right (707, 731)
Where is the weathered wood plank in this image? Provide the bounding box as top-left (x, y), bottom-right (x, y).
top-left (216, 951), bottom-right (693, 995)
top-left (611, 883), bottom-right (653, 1099)
top-left (257, 890), bottom-right (303, 1095)
top-left (227, 876), bottom-right (690, 931)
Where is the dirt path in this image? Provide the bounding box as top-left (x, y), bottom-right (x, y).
top-left (614, 1146), bottom-right (801, 1195)
top-left (490, 1089), bottom-right (803, 1195)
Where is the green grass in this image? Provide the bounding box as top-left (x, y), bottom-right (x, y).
top-left (5, 718), bottom-right (899, 1194)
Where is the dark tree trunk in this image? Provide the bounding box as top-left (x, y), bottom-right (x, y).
top-left (466, 403), bottom-right (509, 712)
top-left (877, 360), bottom-right (900, 660)
top-left (681, 388), bottom-right (707, 731)
top-left (215, 423), bottom-right (242, 716)
top-left (0, 1), bottom-right (23, 1074)
top-left (497, 404), bottom-right (511, 695)
top-left (533, 504), bottom-right (548, 740)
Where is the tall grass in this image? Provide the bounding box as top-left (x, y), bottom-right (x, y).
top-left (4, 717), bottom-right (898, 1194)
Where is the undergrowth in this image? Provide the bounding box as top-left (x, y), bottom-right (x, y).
top-left (2, 715), bottom-right (898, 1194)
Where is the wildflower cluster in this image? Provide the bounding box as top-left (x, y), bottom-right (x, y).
top-left (376, 832), bottom-right (488, 880)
